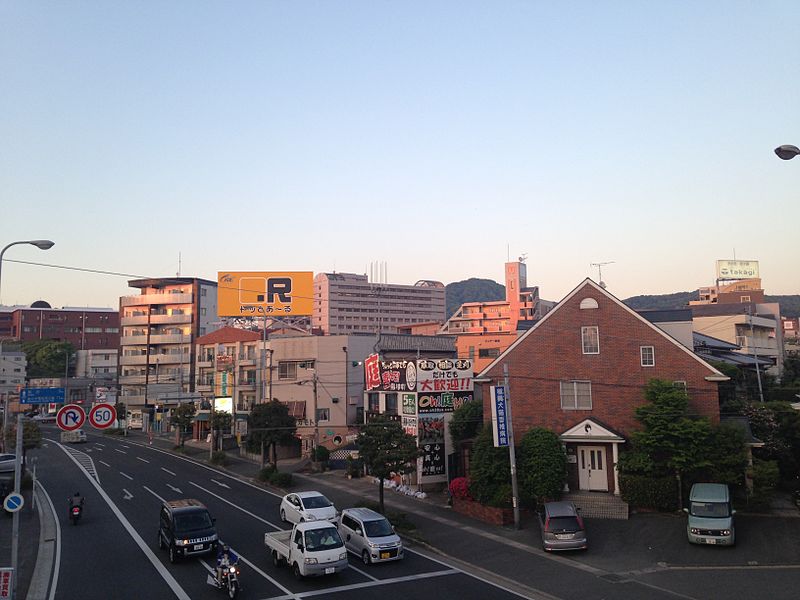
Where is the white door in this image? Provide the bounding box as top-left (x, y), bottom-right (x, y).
top-left (578, 446), bottom-right (608, 491)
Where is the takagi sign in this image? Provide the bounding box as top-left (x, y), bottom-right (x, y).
top-left (416, 358), bottom-right (473, 392)
top-left (217, 271), bottom-right (314, 317)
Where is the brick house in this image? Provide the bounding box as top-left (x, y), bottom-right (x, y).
top-left (477, 279), bottom-right (728, 496)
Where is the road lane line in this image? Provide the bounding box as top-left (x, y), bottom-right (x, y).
top-left (166, 484), bottom-right (183, 494)
top-left (345, 560), bottom-right (378, 581)
top-left (53, 441), bottom-right (192, 600)
top-left (188, 481), bottom-right (277, 527)
top-left (120, 472), bottom-right (133, 480)
top-left (99, 461), bottom-right (111, 468)
top-left (95, 443), bottom-right (105, 447)
top-left (292, 569), bottom-right (461, 598)
top-left (115, 449), bottom-right (127, 454)
top-left (136, 456), bottom-right (150, 464)
top-left (161, 467), bottom-right (176, 476)
top-left (210, 478), bottom-right (230, 489)
top-left (144, 486), bottom-right (167, 503)
top-left (201, 549), bottom-right (300, 598)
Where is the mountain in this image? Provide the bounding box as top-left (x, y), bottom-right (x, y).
top-left (445, 278), bottom-right (505, 318)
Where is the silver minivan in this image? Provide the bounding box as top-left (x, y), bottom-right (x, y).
top-left (337, 507), bottom-right (403, 565)
top-left (685, 483), bottom-right (735, 545)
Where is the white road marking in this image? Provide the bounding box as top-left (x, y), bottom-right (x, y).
top-left (54, 442), bottom-right (192, 600)
top-left (200, 549), bottom-right (299, 598)
top-left (210, 478), bottom-right (230, 489)
top-left (166, 484), bottom-right (183, 494)
top-left (136, 456), bottom-right (150, 464)
top-left (161, 467), bottom-right (176, 476)
top-left (99, 461), bottom-right (111, 468)
top-left (144, 486), bottom-right (166, 503)
top-left (121, 445), bottom-right (130, 449)
top-left (345, 560), bottom-right (378, 581)
top-left (120, 472), bottom-right (133, 481)
top-left (123, 489), bottom-right (133, 500)
top-left (189, 481), bottom-right (277, 527)
top-left (115, 449), bottom-right (126, 454)
top-left (95, 443), bottom-right (105, 447)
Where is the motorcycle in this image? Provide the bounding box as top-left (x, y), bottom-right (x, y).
top-left (217, 558), bottom-right (240, 598)
top-left (68, 500), bottom-right (83, 525)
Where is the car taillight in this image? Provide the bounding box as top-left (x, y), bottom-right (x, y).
top-left (577, 516), bottom-right (584, 529)
top-left (72, 507), bottom-right (80, 514)
top-left (544, 518), bottom-right (550, 531)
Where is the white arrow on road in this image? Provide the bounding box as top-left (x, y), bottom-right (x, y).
top-left (167, 484), bottom-right (183, 494)
top-left (123, 489), bottom-right (133, 500)
top-left (210, 479), bottom-right (230, 489)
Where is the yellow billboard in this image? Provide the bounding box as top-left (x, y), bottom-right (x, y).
top-left (217, 271), bottom-right (314, 316)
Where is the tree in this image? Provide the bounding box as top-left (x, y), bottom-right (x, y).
top-left (170, 403), bottom-right (196, 447)
top-left (4, 419), bottom-right (42, 462)
top-left (468, 425), bottom-right (511, 507)
top-left (357, 415), bottom-right (421, 514)
top-left (449, 400), bottom-right (483, 445)
top-left (246, 400), bottom-right (297, 468)
top-left (115, 401), bottom-right (126, 427)
top-left (518, 428), bottom-right (567, 506)
top-left (618, 379), bottom-right (714, 509)
top-left (22, 341), bottom-right (75, 378)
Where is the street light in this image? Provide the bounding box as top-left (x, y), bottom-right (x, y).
top-left (0, 239), bottom-right (55, 304)
top-left (774, 145), bottom-right (800, 160)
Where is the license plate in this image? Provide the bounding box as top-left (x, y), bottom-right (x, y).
top-left (706, 538), bottom-right (716, 545)
top-left (555, 534), bottom-right (573, 540)
top-left (380, 552), bottom-right (390, 559)
top-left (193, 544), bottom-right (204, 550)
top-left (325, 567), bottom-right (334, 575)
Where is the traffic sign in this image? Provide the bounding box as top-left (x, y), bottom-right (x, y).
top-left (88, 403), bottom-right (116, 429)
top-left (56, 404), bottom-right (86, 431)
top-left (3, 492), bottom-right (24, 513)
top-left (20, 387), bottom-right (66, 404)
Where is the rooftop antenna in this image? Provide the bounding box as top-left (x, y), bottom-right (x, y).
top-left (177, 252), bottom-right (182, 277)
top-left (518, 253), bottom-right (528, 263)
top-left (590, 261), bottom-right (615, 289)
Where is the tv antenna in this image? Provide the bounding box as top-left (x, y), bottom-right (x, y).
top-left (590, 261), bottom-right (615, 289)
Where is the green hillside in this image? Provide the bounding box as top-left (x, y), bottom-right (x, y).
top-left (445, 278), bottom-right (504, 318)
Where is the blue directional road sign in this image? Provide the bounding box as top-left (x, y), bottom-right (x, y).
top-left (20, 387), bottom-right (66, 404)
top-left (3, 492), bottom-right (24, 513)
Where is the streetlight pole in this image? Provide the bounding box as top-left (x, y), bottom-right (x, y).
top-left (0, 239), bottom-right (55, 305)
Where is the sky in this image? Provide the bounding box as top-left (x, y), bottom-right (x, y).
top-left (1, 2), bottom-right (799, 309)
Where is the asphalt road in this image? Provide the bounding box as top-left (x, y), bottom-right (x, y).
top-left (32, 429), bottom-right (536, 600)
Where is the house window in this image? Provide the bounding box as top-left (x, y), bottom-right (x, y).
top-left (315, 408), bottom-right (330, 422)
top-left (740, 296), bottom-right (750, 302)
top-left (278, 361), bottom-right (297, 380)
top-left (560, 380), bottom-right (592, 410)
top-left (640, 346), bottom-right (655, 367)
top-left (478, 348), bottom-right (500, 358)
top-left (368, 393), bottom-right (380, 412)
top-left (385, 393), bottom-right (398, 415)
top-left (581, 326), bottom-right (599, 354)
top-left (673, 381), bottom-right (687, 392)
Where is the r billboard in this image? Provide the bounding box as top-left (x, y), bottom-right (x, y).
top-left (217, 271), bottom-right (313, 316)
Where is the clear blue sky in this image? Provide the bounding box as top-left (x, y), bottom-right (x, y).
top-left (2, 2), bottom-right (798, 308)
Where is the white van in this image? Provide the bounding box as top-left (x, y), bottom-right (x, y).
top-left (685, 483), bottom-right (735, 545)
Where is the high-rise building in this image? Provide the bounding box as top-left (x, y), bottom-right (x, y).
top-left (118, 277), bottom-right (218, 409)
top-left (313, 272), bottom-right (446, 335)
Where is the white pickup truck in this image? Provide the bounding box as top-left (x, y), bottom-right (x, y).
top-left (264, 521), bottom-right (349, 579)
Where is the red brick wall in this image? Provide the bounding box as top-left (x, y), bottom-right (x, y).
top-left (482, 283), bottom-right (721, 440)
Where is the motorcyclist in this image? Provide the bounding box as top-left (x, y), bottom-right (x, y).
top-left (215, 543), bottom-right (238, 588)
top-left (68, 491), bottom-right (84, 510)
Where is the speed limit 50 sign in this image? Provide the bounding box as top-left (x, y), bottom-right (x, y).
top-left (88, 403), bottom-right (117, 429)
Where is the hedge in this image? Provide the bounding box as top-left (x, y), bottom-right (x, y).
top-left (620, 474), bottom-right (677, 511)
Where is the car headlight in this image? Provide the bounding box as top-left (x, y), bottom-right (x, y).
top-left (177, 539), bottom-right (189, 546)
top-left (368, 541), bottom-right (379, 549)
top-left (339, 552), bottom-right (347, 560)
top-left (690, 528), bottom-right (700, 534)
top-left (721, 530), bottom-right (730, 536)
top-left (306, 514), bottom-right (317, 521)
top-left (304, 557), bottom-right (318, 565)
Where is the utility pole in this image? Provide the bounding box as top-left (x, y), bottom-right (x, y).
top-left (748, 306), bottom-right (765, 403)
top-left (503, 364), bottom-right (521, 530)
top-left (11, 413), bottom-right (23, 599)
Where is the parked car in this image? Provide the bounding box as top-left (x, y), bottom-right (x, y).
top-left (158, 499), bottom-right (218, 563)
top-left (279, 491), bottom-right (338, 524)
top-left (538, 501), bottom-right (588, 551)
top-left (338, 507), bottom-right (403, 565)
top-left (684, 483), bottom-right (735, 546)
top-left (0, 454), bottom-right (17, 474)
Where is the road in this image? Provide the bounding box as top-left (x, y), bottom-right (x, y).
top-left (33, 429), bottom-right (535, 600)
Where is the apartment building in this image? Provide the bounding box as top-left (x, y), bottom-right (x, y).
top-left (0, 302), bottom-right (119, 350)
top-left (313, 272), bottom-right (446, 335)
top-left (118, 277), bottom-right (218, 408)
top-left (0, 343), bottom-right (26, 400)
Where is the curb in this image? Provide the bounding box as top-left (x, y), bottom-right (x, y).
top-left (28, 482), bottom-right (58, 600)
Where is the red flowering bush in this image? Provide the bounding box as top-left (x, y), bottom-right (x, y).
top-left (448, 477), bottom-right (472, 500)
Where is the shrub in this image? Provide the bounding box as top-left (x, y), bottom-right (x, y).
top-left (257, 465), bottom-right (277, 482)
top-left (346, 456), bottom-right (363, 478)
top-left (749, 459), bottom-right (780, 510)
top-left (518, 428), bottom-right (566, 506)
top-left (468, 425), bottom-right (511, 505)
top-left (448, 477), bottom-right (472, 500)
top-left (487, 483), bottom-right (512, 508)
top-left (314, 445), bottom-right (330, 463)
top-left (620, 474), bottom-right (678, 511)
top-left (210, 451), bottom-right (228, 466)
top-left (268, 471), bottom-right (292, 487)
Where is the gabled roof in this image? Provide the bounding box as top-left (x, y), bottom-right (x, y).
top-left (478, 278), bottom-right (728, 380)
top-left (195, 326), bottom-right (262, 345)
top-left (559, 417), bottom-right (625, 442)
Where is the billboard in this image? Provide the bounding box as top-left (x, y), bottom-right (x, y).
top-left (716, 260), bottom-right (759, 280)
top-left (217, 271), bottom-right (314, 317)
top-left (416, 358), bottom-right (473, 393)
top-left (364, 355), bottom-right (417, 392)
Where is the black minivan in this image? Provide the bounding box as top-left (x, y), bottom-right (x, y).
top-left (158, 499), bottom-right (218, 563)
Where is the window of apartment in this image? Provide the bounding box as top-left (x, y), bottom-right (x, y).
top-left (278, 361), bottom-right (298, 380)
top-left (85, 327), bottom-right (102, 333)
top-left (105, 327), bottom-right (119, 333)
top-left (478, 348), bottom-right (500, 358)
top-left (201, 308), bottom-right (207, 316)
top-left (581, 326), bottom-right (599, 354)
top-left (735, 335), bottom-right (747, 347)
top-left (740, 296), bottom-right (751, 302)
top-left (640, 346), bottom-right (655, 367)
top-left (316, 408), bottom-right (330, 422)
top-left (385, 393), bottom-right (398, 415)
top-left (560, 380), bottom-right (592, 410)
top-left (22, 326), bottom-right (37, 333)
top-left (201, 288), bottom-right (207, 296)
top-left (368, 393), bottom-right (380, 412)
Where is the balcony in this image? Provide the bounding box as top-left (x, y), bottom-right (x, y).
top-left (119, 355), bottom-right (149, 366)
top-left (121, 292), bottom-right (193, 307)
top-left (150, 313), bottom-right (193, 325)
top-left (121, 315), bottom-right (149, 326)
top-left (120, 335), bottom-right (148, 346)
top-left (119, 394), bottom-right (146, 405)
top-left (149, 334), bottom-right (192, 345)
top-left (118, 375), bottom-right (147, 385)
